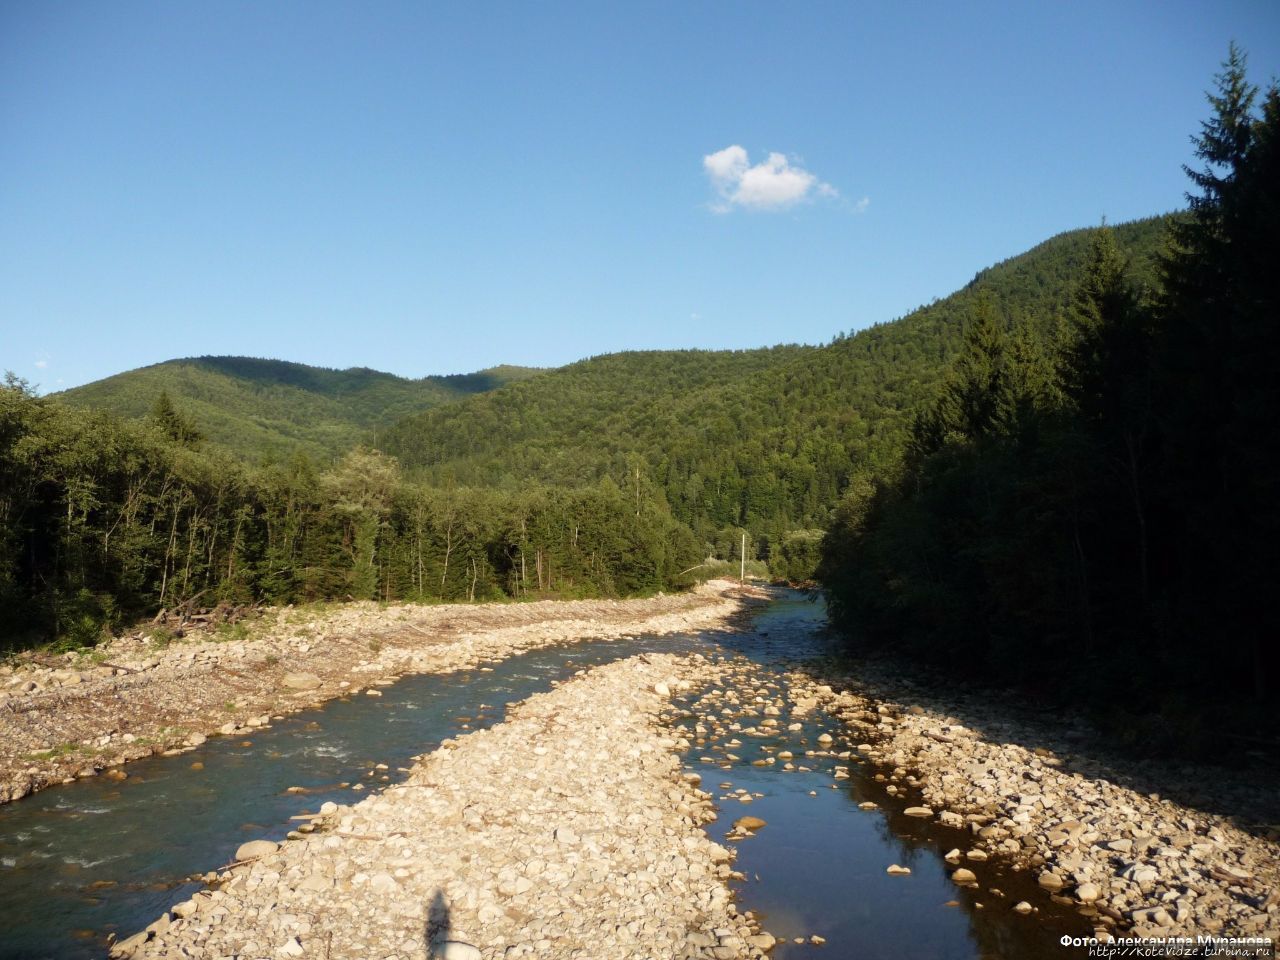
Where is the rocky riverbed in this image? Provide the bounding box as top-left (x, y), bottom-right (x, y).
top-left (111, 652), bottom-right (773, 960)
top-left (0, 581), bottom-right (757, 805)
top-left (774, 662), bottom-right (1280, 941)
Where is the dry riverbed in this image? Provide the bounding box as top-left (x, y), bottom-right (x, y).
top-left (778, 662), bottom-right (1280, 941)
top-left (0, 581), bottom-right (754, 805)
top-left (111, 652), bottom-right (773, 960)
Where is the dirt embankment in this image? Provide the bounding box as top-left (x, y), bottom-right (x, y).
top-left (0, 581), bottom-right (757, 805)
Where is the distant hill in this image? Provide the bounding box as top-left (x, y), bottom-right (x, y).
top-left (377, 215), bottom-right (1176, 544)
top-left (375, 345), bottom-right (816, 481)
top-left (55, 356), bottom-right (543, 462)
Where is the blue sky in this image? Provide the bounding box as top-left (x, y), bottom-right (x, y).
top-left (2, 2), bottom-right (1278, 391)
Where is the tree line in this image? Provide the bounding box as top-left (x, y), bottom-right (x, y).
top-left (0, 387), bottom-right (701, 650)
top-left (819, 47), bottom-right (1278, 752)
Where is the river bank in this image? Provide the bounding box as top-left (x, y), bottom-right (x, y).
top-left (778, 658), bottom-right (1280, 941)
top-left (111, 652), bottom-right (772, 960)
top-left (0, 581), bottom-right (761, 805)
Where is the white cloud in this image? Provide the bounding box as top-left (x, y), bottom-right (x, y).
top-left (854, 196), bottom-right (870, 214)
top-left (702, 145), bottom-right (836, 212)
top-left (34, 359), bottom-right (47, 369)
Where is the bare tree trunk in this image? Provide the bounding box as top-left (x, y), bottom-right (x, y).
top-left (440, 521), bottom-right (453, 598)
top-left (160, 503), bottom-right (180, 604)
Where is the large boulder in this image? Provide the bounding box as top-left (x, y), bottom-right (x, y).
top-left (280, 672), bottom-right (321, 691)
top-left (234, 839), bottom-right (279, 861)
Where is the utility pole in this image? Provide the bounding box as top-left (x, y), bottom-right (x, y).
top-left (740, 532), bottom-right (746, 584)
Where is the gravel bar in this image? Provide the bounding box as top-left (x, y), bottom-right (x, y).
top-left (111, 652), bottom-right (772, 960)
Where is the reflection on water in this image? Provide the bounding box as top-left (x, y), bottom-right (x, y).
top-left (0, 593), bottom-right (1084, 960)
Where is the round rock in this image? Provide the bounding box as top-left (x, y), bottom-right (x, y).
top-left (235, 839), bottom-right (279, 861)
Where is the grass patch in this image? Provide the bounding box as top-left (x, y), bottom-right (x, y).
top-left (148, 626), bottom-right (176, 650)
top-left (214, 622), bottom-right (250, 643)
top-left (23, 741), bottom-right (88, 761)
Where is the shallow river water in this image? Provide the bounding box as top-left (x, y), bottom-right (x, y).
top-left (0, 593), bottom-right (1084, 959)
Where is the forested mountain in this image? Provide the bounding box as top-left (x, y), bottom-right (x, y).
top-left (56, 356), bottom-right (542, 462)
top-left (378, 217), bottom-right (1172, 554)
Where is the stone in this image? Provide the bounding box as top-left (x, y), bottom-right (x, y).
top-left (733, 816), bottom-right (767, 832)
top-left (886, 864), bottom-right (912, 875)
top-left (234, 839), bottom-right (279, 861)
top-left (432, 943), bottom-right (482, 960)
top-left (951, 868), bottom-right (978, 884)
top-left (1012, 901), bottom-right (1033, 914)
top-left (279, 937), bottom-right (304, 957)
top-left (170, 899), bottom-right (198, 919)
top-left (904, 806), bottom-right (933, 818)
top-left (1077, 882), bottom-right (1101, 903)
top-left (1038, 870), bottom-right (1065, 890)
top-left (280, 672), bottom-right (321, 691)
top-left (369, 872), bottom-right (398, 893)
top-left (108, 930), bottom-right (151, 958)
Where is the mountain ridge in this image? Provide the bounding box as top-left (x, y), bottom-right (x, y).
top-left (54, 355), bottom-right (545, 462)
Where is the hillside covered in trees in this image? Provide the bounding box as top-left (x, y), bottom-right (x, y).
top-left (378, 216), bottom-right (1171, 561)
top-left (820, 48), bottom-right (1279, 751)
top-left (56, 356), bottom-right (543, 462)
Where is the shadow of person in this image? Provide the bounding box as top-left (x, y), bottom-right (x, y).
top-left (425, 889), bottom-right (479, 960)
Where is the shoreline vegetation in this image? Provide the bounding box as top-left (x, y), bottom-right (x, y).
top-left (819, 49), bottom-right (1279, 758)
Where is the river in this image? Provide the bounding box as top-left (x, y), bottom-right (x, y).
top-left (0, 592), bottom-right (1083, 959)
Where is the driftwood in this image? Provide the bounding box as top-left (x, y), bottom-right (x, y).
top-left (151, 593), bottom-right (261, 629)
top-left (1208, 865), bottom-right (1261, 889)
